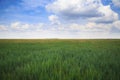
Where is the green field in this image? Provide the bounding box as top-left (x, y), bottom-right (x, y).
top-left (0, 39), bottom-right (120, 80)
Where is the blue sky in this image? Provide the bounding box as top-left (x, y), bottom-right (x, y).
top-left (0, 0), bottom-right (120, 39)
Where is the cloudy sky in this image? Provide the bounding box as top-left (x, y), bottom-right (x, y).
top-left (0, 0), bottom-right (120, 39)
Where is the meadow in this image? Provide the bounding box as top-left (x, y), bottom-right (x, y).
top-left (0, 39), bottom-right (120, 80)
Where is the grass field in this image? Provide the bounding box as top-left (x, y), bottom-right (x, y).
top-left (0, 39), bottom-right (120, 80)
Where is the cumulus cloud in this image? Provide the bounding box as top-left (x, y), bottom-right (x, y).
top-left (0, 25), bottom-right (7, 31)
top-left (112, 0), bottom-right (120, 7)
top-left (48, 15), bottom-right (60, 25)
top-left (3, 20), bottom-right (119, 33)
top-left (69, 22), bottom-right (112, 32)
top-left (35, 23), bottom-right (45, 31)
top-left (46, 0), bottom-right (102, 18)
top-left (69, 20), bottom-right (120, 33)
top-left (11, 22), bottom-right (30, 30)
top-left (0, 20), bottom-right (120, 38)
top-left (46, 0), bottom-right (119, 23)
top-left (88, 5), bottom-right (118, 23)
top-left (10, 22), bottom-right (46, 31)
top-left (112, 20), bottom-right (120, 29)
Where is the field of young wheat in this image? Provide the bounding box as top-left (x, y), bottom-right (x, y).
top-left (0, 39), bottom-right (120, 80)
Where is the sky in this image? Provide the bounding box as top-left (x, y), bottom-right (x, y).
top-left (0, 0), bottom-right (120, 39)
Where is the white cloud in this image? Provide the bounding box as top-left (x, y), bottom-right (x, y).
top-left (46, 0), bottom-right (119, 23)
top-left (35, 23), bottom-right (45, 31)
top-left (48, 15), bottom-right (60, 25)
top-left (112, 0), bottom-right (120, 7)
top-left (46, 0), bottom-right (102, 18)
top-left (10, 22), bottom-right (46, 31)
top-left (69, 22), bottom-right (112, 32)
top-left (0, 21), bottom-right (120, 38)
top-left (112, 20), bottom-right (120, 29)
top-left (0, 25), bottom-right (7, 31)
top-left (89, 5), bottom-right (118, 23)
top-left (69, 20), bottom-right (120, 33)
top-left (6, 20), bottom-right (120, 33)
top-left (11, 22), bottom-right (30, 30)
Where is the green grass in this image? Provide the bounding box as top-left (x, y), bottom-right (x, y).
top-left (0, 39), bottom-right (120, 80)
